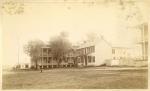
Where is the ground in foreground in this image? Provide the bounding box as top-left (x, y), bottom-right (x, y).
top-left (2, 67), bottom-right (148, 89)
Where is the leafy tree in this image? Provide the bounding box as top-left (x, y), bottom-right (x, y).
top-left (24, 39), bottom-right (45, 69)
top-left (48, 32), bottom-right (71, 67)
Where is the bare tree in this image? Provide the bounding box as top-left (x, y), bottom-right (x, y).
top-left (86, 32), bottom-right (98, 42)
top-left (48, 32), bottom-right (71, 67)
top-left (24, 39), bottom-right (45, 69)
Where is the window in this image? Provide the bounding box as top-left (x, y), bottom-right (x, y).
top-left (89, 47), bottom-right (91, 53)
top-left (90, 47), bottom-right (92, 53)
top-left (120, 57), bottom-right (122, 59)
top-left (25, 65), bottom-right (28, 68)
top-left (92, 46), bottom-right (95, 52)
top-left (93, 56), bottom-right (95, 62)
top-left (77, 57), bottom-right (81, 63)
top-left (84, 48), bottom-right (86, 54)
top-left (113, 57), bottom-right (116, 60)
top-left (112, 49), bottom-right (115, 54)
top-left (88, 56), bottom-right (91, 63)
top-left (86, 48), bottom-right (87, 54)
top-left (86, 48), bottom-right (88, 53)
top-left (81, 59), bottom-right (84, 63)
top-left (48, 49), bottom-right (51, 55)
top-left (44, 57), bottom-right (47, 61)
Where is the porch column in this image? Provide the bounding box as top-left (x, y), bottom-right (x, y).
top-left (41, 48), bottom-right (43, 69)
top-left (47, 49), bottom-right (48, 68)
top-left (65, 57), bottom-right (67, 67)
top-left (87, 56), bottom-right (88, 66)
top-left (83, 56), bottom-right (85, 66)
top-left (52, 57), bottom-right (53, 68)
top-left (70, 57), bottom-right (71, 67)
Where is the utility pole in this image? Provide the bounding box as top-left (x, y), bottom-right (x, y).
top-left (41, 47), bottom-right (43, 72)
top-left (16, 35), bottom-right (20, 69)
top-left (17, 36), bottom-right (20, 65)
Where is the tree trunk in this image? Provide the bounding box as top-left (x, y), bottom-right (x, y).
top-left (57, 59), bottom-right (62, 68)
top-left (32, 57), bottom-right (38, 70)
top-left (35, 60), bottom-right (38, 69)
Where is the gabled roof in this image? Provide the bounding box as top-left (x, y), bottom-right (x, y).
top-left (41, 45), bottom-right (50, 48)
top-left (76, 35), bottom-right (112, 49)
top-left (77, 41), bottom-right (95, 49)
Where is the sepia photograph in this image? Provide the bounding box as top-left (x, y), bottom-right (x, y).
top-left (1, 0), bottom-right (149, 89)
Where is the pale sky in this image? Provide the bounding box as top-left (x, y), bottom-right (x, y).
top-left (1, 0), bottom-right (149, 66)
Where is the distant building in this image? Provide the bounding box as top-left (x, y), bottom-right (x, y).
top-left (133, 23), bottom-right (148, 66)
top-left (14, 63), bottom-right (30, 70)
top-left (112, 47), bottom-right (130, 60)
top-left (138, 23), bottom-right (148, 61)
top-left (106, 47), bottom-right (134, 66)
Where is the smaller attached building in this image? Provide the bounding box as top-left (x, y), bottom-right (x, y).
top-left (14, 63), bottom-right (30, 70)
top-left (106, 47), bottom-right (134, 66)
top-left (76, 42), bottom-right (95, 67)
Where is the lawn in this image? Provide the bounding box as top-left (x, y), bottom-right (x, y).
top-left (2, 68), bottom-right (148, 89)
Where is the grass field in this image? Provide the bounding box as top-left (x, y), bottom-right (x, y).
top-left (2, 67), bottom-right (148, 89)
